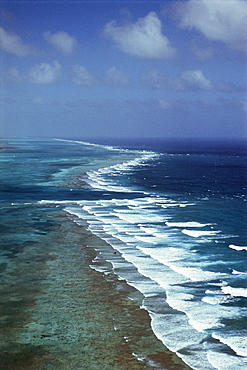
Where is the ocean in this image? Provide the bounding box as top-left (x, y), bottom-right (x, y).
top-left (0, 138), bottom-right (246, 369)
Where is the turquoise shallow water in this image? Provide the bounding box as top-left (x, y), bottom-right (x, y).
top-left (0, 139), bottom-right (190, 369)
top-left (0, 138), bottom-right (246, 369)
top-left (1, 203), bottom-right (190, 369)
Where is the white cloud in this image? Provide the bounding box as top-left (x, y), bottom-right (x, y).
top-left (176, 0), bottom-right (247, 52)
top-left (0, 27), bottom-right (34, 56)
top-left (72, 65), bottom-right (98, 86)
top-left (102, 11), bottom-right (176, 59)
top-left (141, 69), bottom-right (213, 90)
top-left (28, 61), bottom-right (62, 84)
top-left (177, 70), bottom-right (213, 91)
top-left (141, 68), bottom-right (243, 92)
top-left (44, 31), bottom-right (78, 54)
top-left (104, 66), bottom-right (130, 86)
top-left (177, 70), bottom-right (244, 92)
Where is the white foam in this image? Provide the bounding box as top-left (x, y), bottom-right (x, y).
top-left (229, 244), bottom-right (247, 251)
top-left (112, 234), bottom-right (136, 243)
top-left (55, 138), bottom-right (133, 153)
top-left (140, 226), bottom-right (159, 234)
top-left (166, 221), bottom-right (210, 228)
top-left (202, 292), bottom-right (233, 305)
top-left (117, 244), bottom-right (235, 335)
top-left (202, 296), bottom-right (227, 305)
top-left (124, 226), bottom-right (144, 234)
top-left (160, 203), bottom-right (186, 208)
top-left (170, 265), bottom-right (224, 282)
top-left (221, 286), bottom-right (247, 298)
top-left (150, 312), bottom-right (206, 352)
top-left (182, 229), bottom-right (220, 238)
top-left (149, 312), bottom-right (220, 370)
top-left (62, 193), bottom-right (247, 370)
top-left (111, 213), bottom-right (143, 224)
top-left (86, 176), bottom-right (134, 193)
top-left (166, 290), bottom-right (229, 332)
top-left (103, 225), bottom-right (118, 232)
top-left (212, 333), bottom-right (247, 357)
top-left (113, 209), bottom-right (135, 214)
top-left (134, 235), bottom-right (158, 244)
top-left (127, 198), bottom-right (157, 206)
top-left (39, 200), bottom-right (74, 205)
top-left (112, 212), bottom-right (164, 224)
top-left (64, 207), bottom-right (85, 219)
top-left (232, 269), bottom-right (247, 275)
top-left (83, 148), bottom-right (160, 193)
top-left (207, 350), bottom-right (247, 369)
top-left (138, 246), bottom-right (188, 265)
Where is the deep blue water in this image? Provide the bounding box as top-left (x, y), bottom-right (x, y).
top-left (0, 138), bottom-right (246, 370)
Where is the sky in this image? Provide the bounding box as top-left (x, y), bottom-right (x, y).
top-left (0, 0), bottom-right (246, 139)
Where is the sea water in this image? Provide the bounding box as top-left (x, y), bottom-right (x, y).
top-left (0, 138), bottom-right (246, 369)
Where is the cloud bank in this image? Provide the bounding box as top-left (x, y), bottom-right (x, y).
top-left (177, 70), bottom-right (213, 91)
top-left (176, 0), bottom-right (247, 52)
top-left (0, 26), bottom-right (34, 56)
top-left (141, 69), bottom-right (243, 92)
top-left (44, 31), bottom-right (78, 54)
top-left (103, 11), bottom-right (176, 59)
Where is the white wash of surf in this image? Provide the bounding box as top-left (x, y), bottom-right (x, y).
top-left (181, 229), bottom-right (220, 238)
top-left (85, 155), bottom-right (159, 193)
top-left (52, 139), bottom-right (154, 189)
top-left (63, 197), bottom-right (247, 370)
top-left (165, 221), bottom-right (222, 241)
top-left (228, 244), bottom-right (247, 251)
top-left (221, 286), bottom-right (247, 298)
top-left (55, 138), bottom-right (131, 152)
top-left (55, 138), bottom-right (160, 193)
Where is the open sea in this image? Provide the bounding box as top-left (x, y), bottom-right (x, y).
top-left (0, 137), bottom-right (246, 369)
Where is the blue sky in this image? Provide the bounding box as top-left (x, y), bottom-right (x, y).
top-left (0, 0), bottom-right (246, 139)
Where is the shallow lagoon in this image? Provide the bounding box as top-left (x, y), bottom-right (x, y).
top-left (0, 204), bottom-right (189, 369)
